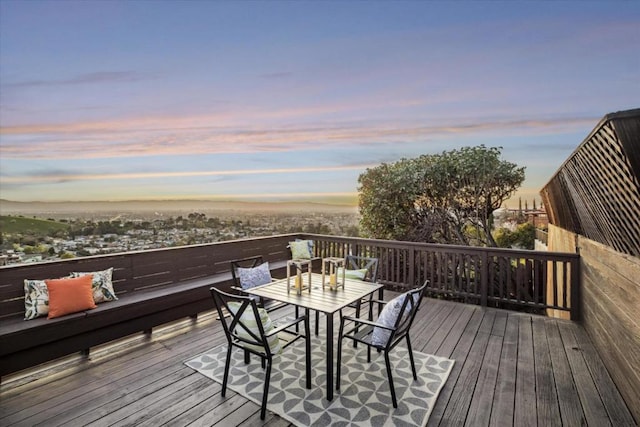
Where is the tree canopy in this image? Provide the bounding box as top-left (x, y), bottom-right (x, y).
top-left (358, 145), bottom-right (525, 246)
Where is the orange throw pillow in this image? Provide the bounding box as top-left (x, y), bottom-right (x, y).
top-left (45, 275), bottom-right (97, 319)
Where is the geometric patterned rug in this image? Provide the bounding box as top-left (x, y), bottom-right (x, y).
top-left (185, 335), bottom-right (454, 426)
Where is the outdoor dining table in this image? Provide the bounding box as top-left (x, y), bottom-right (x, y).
top-left (245, 272), bottom-right (384, 401)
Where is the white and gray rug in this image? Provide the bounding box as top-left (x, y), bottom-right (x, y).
top-left (185, 335), bottom-right (454, 426)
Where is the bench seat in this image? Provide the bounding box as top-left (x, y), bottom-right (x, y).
top-left (0, 273), bottom-right (230, 377)
top-left (0, 259), bottom-right (291, 379)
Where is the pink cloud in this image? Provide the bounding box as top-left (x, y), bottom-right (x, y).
top-left (0, 113), bottom-right (597, 160)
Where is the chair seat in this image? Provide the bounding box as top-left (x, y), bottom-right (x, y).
top-left (342, 323), bottom-right (381, 347)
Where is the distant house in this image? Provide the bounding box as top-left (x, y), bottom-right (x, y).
top-left (22, 255), bottom-right (43, 263)
top-left (524, 208), bottom-right (548, 229)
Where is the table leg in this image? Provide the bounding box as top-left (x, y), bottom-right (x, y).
top-left (305, 308), bottom-right (311, 389)
top-left (326, 311), bottom-right (333, 401)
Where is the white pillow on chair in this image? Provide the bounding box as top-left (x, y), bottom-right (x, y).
top-left (371, 292), bottom-right (418, 346)
top-left (237, 262), bottom-right (272, 290)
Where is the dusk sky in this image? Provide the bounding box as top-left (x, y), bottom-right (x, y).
top-left (1, 1), bottom-right (638, 207)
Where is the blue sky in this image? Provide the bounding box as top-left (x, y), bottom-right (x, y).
top-left (1, 1), bottom-right (638, 207)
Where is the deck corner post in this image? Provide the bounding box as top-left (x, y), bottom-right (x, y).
top-left (570, 254), bottom-right (581, 321)
top-left (480, 251), bottom-right (489, 307)
top-left (408, 246), bottom-right (416, 287)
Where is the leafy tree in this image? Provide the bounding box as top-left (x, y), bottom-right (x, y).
top-left (514, 223), bottom-right (535, 249)
top-left (358, 145), bottom-right (525, 246)
top-left (494, 227), bottom-right (517, 248)
top-left (494, 223), bottom-right (535, 249)
top-left (358, 158), bottom-right (428, 241)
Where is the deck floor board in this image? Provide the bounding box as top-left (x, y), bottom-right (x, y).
top-left (1, 297), bottom-right (635, 426)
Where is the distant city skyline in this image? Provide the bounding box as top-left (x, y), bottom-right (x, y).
top-left (1, 1), bottom-right (638, 208)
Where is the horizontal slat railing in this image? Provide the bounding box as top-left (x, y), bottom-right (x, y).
top-left (0, 234), bottom-right (297, 319)
top-left (304, 234), bottom-right (580, 319)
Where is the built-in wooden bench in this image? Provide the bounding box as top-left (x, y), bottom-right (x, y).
top-left (0, 235), bottom-right (299, 379)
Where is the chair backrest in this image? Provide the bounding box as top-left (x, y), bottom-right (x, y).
top-left (210, 287), bottom-right (272, 355)
top-left (230, 255), bottom-right (264, 288)
top-left (389, 280), bottom-right (429, 345)
top-left (345, 255), bottom-right (379, 283)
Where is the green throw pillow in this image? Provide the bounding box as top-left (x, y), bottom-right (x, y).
top-left (289, 240), bottom-right (313, 260)
top-left (337, 267), bottom-right (368, 280)
top-left (227, 302), bottom-right (282, 354)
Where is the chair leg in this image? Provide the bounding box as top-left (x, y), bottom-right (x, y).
top-left (384, 352), bottom-right (398, 408)
top-left (260, 358), bottom-right (272, 420)
top-left (367, 345), bottom-right (371, 363)
top-left (222, 346), bottom-right (233, 397)
top-left (353, 302), bottom-right (363, 348)
top-left (244, 349), bottom-right (250, 364)
top-left (406, 336), bottom-right (418, 380)
top-left (295, 306), bottom-right (299, 333)
top-left (315, 310), bottom-right (319, 335)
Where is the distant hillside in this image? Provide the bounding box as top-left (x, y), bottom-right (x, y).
top-left (0, 215), bottom-right (69, 234)
top-left (0, 199), bottom-right (359, 216)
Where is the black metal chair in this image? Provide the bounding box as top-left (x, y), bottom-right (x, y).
top-left (342, 254), bottom-right (379, 315)
top-left (210, 287), bottom-right (311, 420)
top-left (310, 255), bottom-right (379, 336)
top-left (336, 280), bottom-right (428, 408)
top-left (230, 255), bottom-right (286, 312)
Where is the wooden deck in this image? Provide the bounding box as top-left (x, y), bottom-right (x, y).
top-left (0, 295), bottom-right (635, 426)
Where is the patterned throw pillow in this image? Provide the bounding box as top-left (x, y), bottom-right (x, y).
top-left (24, 279), bottom-right (50, 320)
top-left (71, 267), bottom-right (117, 303)
top-left (337, 267), bottom-right (368, 280)
top-left (370, 292), bottom-right (419, 346)
top-left (227, 301), bottom-right (282, 354)
top-left (289, 240), bottom-right (313, 260)
top-left (237, 262), bottom-right (272, 290)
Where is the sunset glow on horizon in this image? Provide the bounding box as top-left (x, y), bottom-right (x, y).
top-left (1, 1), bottom-right (638, 207)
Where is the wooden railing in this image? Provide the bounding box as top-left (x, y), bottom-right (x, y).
top-left (303, 234), bottom-right (580, 320)
top-left (1, 233), bottom-right (581, 320)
